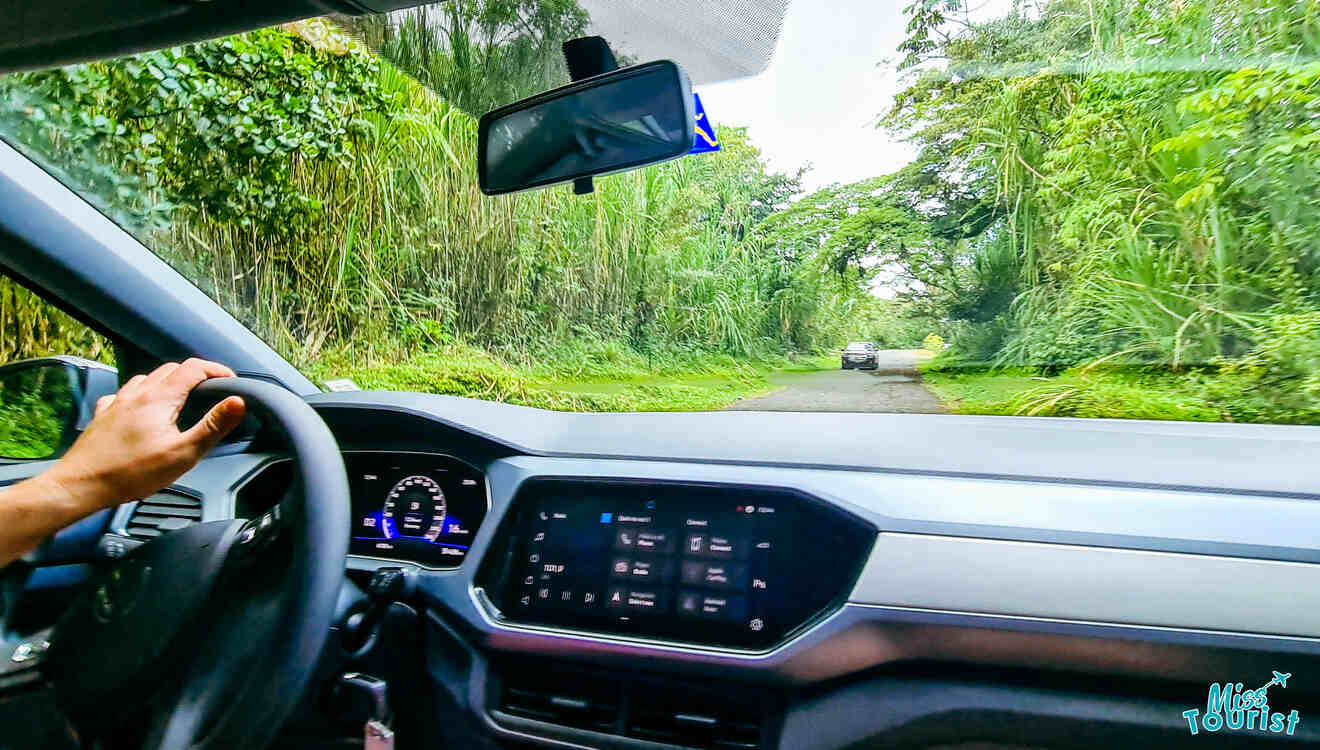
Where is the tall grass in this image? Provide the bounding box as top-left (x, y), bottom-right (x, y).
top-left (0, 17), bottom-right (882, 385)
top-left (161, 38), bottom-right (856, 371)
top-left (928, 0), bottom-right (1320, 376)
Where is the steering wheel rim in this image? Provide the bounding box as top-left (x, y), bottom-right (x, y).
top-left (44, 377), bottom-right (349, 750)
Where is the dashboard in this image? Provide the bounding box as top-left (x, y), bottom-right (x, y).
top-left (13, 394), bottom-right (1320, 750)
top-left (238, 458), bottom-right (874, 651)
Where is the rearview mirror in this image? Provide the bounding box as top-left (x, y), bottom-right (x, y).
top-left (0, 357), bottom-right (117, 460)
top-left (478, 60), bottom-right (695, 195)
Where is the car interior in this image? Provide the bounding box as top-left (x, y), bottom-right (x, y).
top-left (1, 0), bottom-right (1320, 749)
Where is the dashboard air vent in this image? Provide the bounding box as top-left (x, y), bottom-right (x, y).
top-left (494, 664), bottom-right (769, 749)
top-left (498, 674), bottom-right (619, 734)
top-left (628, 688), bottom-right (763, 749)
top-left (124, 492), bottom-right (202, 540)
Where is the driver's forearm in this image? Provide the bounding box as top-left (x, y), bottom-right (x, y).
top-left (0, 471), bottom-right (109, 566)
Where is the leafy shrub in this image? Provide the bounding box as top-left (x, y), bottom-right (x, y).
top-left (922, 333), bottom-right (945, 352)
top-left (1195, 312), bottom-right (1320, 424)
top-left (0, 396), bottom-right (63, 459)
top-left (1004, 372), bottom-right (1220, 422)
top-left (2, 20), bottom-right (388, 237)
top-left (938, 316), bottom-right (1013, 367)
top-left (999, 319), bottom-right (1111, 374)
top-left (0, 366), bottom-right (74, 459)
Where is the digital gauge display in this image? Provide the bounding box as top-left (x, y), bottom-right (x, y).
top-left (383, 475), bottom-right (447, 541)
top-left (348, 453), bottom-right (487, 567)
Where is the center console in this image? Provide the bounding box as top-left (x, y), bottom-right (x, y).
top-left (478, 479), bottom-right (875, 650)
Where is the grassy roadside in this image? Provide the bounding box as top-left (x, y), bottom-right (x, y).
top-left (920, 361), bottom-right (1230, 422)
top-left (303, 343), bottom-right (834, 412)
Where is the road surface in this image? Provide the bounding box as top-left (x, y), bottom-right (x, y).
top-left (727, 350), bottom-right (945, 413)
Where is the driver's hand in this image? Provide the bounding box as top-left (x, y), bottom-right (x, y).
top-left (45, 359), bottom-right (247, 511)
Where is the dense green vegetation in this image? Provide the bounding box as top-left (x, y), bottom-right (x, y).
top-left (0, 279), bottom-right (113, 365)
top-left (0, 365), bottom-right (73, 459)
top-left (829, 0), bottom-right (1320, 422)
top-left (2, 0), bottom-right (1318, 421)
top-left (0, 281), bottom-right (106, 455)
top-left (922, 365), bottom-right (1227, 421)
top-left (0, 15), bottom-right (893, 411)
top-left (303, 343), bottom-right (833, 411)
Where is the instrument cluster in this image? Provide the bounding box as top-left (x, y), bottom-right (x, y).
top-left (347, 452), bottom-right (488, 568)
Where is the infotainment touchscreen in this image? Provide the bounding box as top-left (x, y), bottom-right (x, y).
top-left (484, 480), bottom-right (874, 650)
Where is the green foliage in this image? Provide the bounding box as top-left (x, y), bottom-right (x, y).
top-left (0, 12), bottom-right (867, 401)
top-left (849, 299), bottom-right (929, 348)
top-left (755, 176), bottom-right (926, 285)
top-left (922, 364), bottom-right (1223, 421)
top-left (0, 365), bottom-right (74, 459)
top-left (302, 343), bottom-right (818, 412)
top-left (879, 0), bottom-right (1320, 422)
top-left (0, 278), bottom-right (113, 364)
top-left (0, 395), bottom-right (63, 459)
top-left (923, 313), bottom-right (1320, 424)
top-left (2, 20), bottom-right (388, 236)
top-left (1195, 313), bottom-right (1320, 423)
top-left (18, 0), bottom-right (1320, 425)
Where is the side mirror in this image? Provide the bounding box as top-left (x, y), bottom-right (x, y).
top-left (478, 60), bottom-right (695, 195)
top-left (0, 357), bottom-right (118, 460)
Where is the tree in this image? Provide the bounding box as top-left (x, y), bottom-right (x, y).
top-left (0, 20), bottom-right (387, 236)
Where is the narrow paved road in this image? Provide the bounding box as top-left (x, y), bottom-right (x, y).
top-left (727, 350), bottom-right (945, 413)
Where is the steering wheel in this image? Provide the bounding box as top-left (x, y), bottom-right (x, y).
top-left (42, 378), bottom-right (349, 749)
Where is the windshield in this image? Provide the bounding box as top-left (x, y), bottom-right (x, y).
top-left (2, 0), bottom-right (1318, 423)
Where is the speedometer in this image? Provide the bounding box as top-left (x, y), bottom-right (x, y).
top-left (348, 454), bottom-right (487, 568)
top-left (381, 475), bottom-right (447, 542)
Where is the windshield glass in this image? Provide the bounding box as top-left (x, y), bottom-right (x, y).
top-left (2, 0), bottom-right (1318, 423)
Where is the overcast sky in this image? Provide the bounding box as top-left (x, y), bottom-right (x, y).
top-left (692, 0), bottom-right (1018, 193)
top-left (695, 0), bottom-right (917, 192)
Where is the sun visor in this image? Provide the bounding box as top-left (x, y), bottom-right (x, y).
top-left (577, 0), bottom-right (787, 85)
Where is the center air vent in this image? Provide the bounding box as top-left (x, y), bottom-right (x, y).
top-left (124, 492), bottom-right (202, 540)
top-left (499, 673), bottom-right (619, 734)
top-left (494, 664), bottom-right (771, 749)
top-left (627, 685), bottom-right (763, 749)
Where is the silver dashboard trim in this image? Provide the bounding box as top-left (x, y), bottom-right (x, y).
top-left (847, 601), bottom-right (1320, 645)
top-left (853, 532), bottom-right (1320, 638)
top-left (464, 582), bottom-right (1320, 675)
top-left (458, 594), bottom-right (1320, 686)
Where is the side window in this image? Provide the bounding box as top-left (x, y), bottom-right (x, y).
top-left (0, 274), bottom-right (116, 460)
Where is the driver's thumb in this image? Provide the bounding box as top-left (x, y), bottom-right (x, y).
top-left (184, 396), bottom-right (247, 456)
